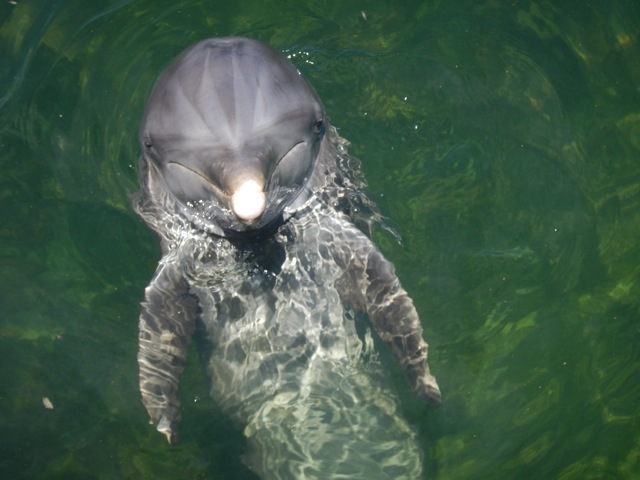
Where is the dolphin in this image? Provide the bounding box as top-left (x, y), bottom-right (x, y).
top-left (134, 37), bottom-right (441, 479)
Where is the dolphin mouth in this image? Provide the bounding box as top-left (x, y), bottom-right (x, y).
top-left (167, 161), bottom-right (226, 194)
top-left (167, 162), bottom-right (267, 224)
top-left (167, 160), bottom-right (237, 210)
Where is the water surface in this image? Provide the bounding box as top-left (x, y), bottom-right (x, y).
top-left (1, 0), bottom-right (639, 478)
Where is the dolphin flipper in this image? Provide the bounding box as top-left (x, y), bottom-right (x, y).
top-left (363, 248), bottom-right (441, 407)
top-left (137, 260), bottom-right (198, 444)
top-left (296, 209), bottom-right (442, 408)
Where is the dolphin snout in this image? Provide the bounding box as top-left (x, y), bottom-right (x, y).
top-left (230, 179), bottom-right (266, 223)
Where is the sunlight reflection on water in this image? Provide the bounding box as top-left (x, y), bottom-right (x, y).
top-left (0, 0), bottom-right (639, 478)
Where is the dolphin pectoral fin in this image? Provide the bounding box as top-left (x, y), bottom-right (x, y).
top-left (313, 215), bottom-right (441, 407)
top-left (397, 338), bottom-right (442, 408)
top-left (137, 261), bottom-right (199, 443)
top-left (157, 415), bottom-right (180, 445)
top-left (362, 249), bottom-right (442, 408)
top-left (415, 377), bottom-right (442, 408)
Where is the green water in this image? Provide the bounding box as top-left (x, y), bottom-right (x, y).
top-left (1, 0), bottom-right (639, 478)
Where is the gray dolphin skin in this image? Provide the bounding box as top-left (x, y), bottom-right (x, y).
top-left (134, 37), bottom-right (441, 479)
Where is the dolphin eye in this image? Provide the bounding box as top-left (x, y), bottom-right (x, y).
top-left (313, 120), bottom-right (324, 135)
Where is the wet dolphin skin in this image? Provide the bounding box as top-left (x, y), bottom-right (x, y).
top-left (134, 37), bottom-right (440, 479)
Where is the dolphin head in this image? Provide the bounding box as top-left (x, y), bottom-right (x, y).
top-left (140, 37), bottom-right (326, 235)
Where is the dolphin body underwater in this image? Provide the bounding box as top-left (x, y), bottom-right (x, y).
top-left (133, 37), bottom-right (441, 479)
